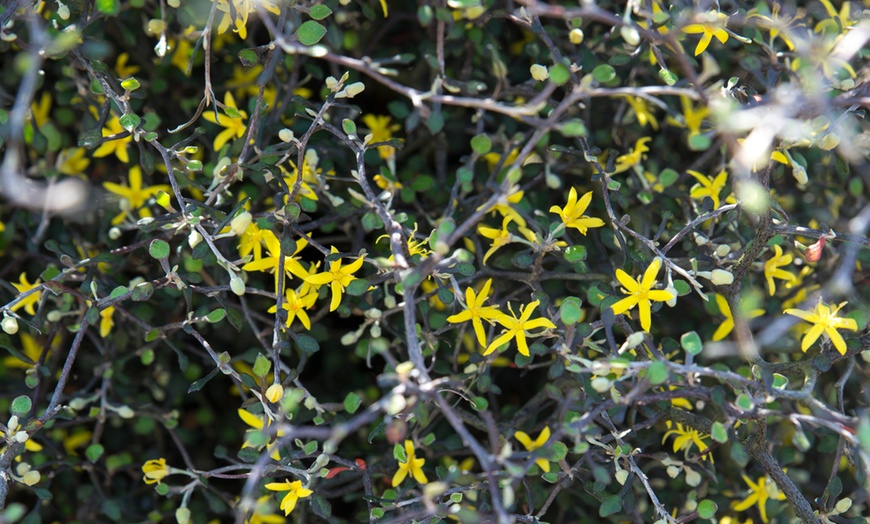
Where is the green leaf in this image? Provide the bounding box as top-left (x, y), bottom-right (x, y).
top-left (188, 367), bottom-right (221, 393)
top-left (470, 134), bottom-right (491, 155)
top-left (736, 393), bottom-right (754, 410)
top-left (344, 392), bottom-right (361, 414)
top-left (659, 68), bottom-right (678, 85)
top-left (296, 21), bottom-right (327, 46)
top-left (647, 361), bottom-right (668, 385)
top-left (673, 280), bottom-right (691, 296)
top-left (345, 278), bottom-right (369, 297)
top-left (238, 48), bottom-right (259, 67)
top-left (206, 309), bottom-right (226, 323)
top-left (564, 245), bottom-right (587, 263)
top-left (120, 77), bottom-right (140, 91)
top-left (542, 472), bottom-right (559, 483)
top-left (132, 282), bottom-right (153, 301)
top-left (681, 331), bottom-right (703, 355)
top-left (560, 119), bottom-right (587, 137)
top-left (11, 395), bottom-right (32, 414)
top-left (85, 443), bottom-right (105, 463)
top-left (549, 441), bottom-right (568, 461)
top-left (310, 5), bottom-right (333, 19)
top-left (599, 494), bottom-right (622, 517)
top-left (108, 286), bottom-right (128, 299)
top-left (689, 133), bottom-right (711, 151)
top-left (119, 113), bottom-right (140, 131)
top-left (309, 493), bottom-right (331, 519)
top-left (149, 239), bottom-right (170, 259)
top-left (592, 64), bottom-right (616, 82)
top-left (772, 373), bottom-right (788, 389)
top-left (659, 168), bottom-right (679, 187)
top-left (342, 119), bottom-right (357, 136)
top-left (697, 499), bottom-right (717, 519)
top-left (253, 354), bottom-right (271, 378)
top-left (711, 421), bottom-right (728, 443)
top-left (560, 297), bottom-right (583, 325)
top-left (549, 64), bottom-right (569, 85)
top-left (295, 334), bottom-right (320, 354)
top-left (96, 0), bottom-right (120, 15)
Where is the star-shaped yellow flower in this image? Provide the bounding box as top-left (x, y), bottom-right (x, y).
top-left (238, 408), bottom-right (286, 461)
top-left (303, 247), bottom-right (365, 311)
top-left (612, 137), bottom-right (651, 174)
top-left (763, 245), bottom-right (796, 296)
top-left (264, 479), bottom-right (313, 516)
top-left (514, 426), bottom-right (552, 473)
top-left (784, 300), bottom-right (858, 355)
top-left (610, 258), bottom-right (675, 332)
top-left (662, 421), bottom-right (713, 462)
top-left (268, 288), bottom-right (318, 330)
top-left (683, 11), bottom-right (729, 56)
top-left (93, 115), bottom-right (133, 163)
top-left (549, 188), bottom-right (605, 235)
top-left (478, 216), bottom-right (536, 265)
top-left (392, 440), bottom-right (428, 486)
top-left (102, 166), bottom-right (171, 225)
top-left (687, 169), bottom-right (728, 209)
top-left (203, 92), bottom-right (248, 151)
top-left (362, 114), bottom-right (401, 160)
top-left (446, 279), bottom-right (501, 347)
top-left (10, 272), bottom-right (42, 316)
top-left (485, 300), bottom-right (556, 357)
top-left (733, 473), bottom-right (786, 523)
top-left (712, 294), bottom-right (765, 341)
top-left (243, 235), bottom-right (309, 292)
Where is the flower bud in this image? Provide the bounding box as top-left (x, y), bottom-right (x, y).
top-left (229, 274), bottom-right (246, 296)
top-left (715, 244), bottom-right (731, 257)
top-left (46, 311), bottom-right (63, 322)
top-left (620, 25), bottom-right (640, 46)
top-left (108, 227), bottom-right (122, 240)
top-left (187, 230), bottom-right (202, 249)
top-left (116, 405), bottom-right (135, 419)
top-left (2, 316), bottom-right (19, 335)
top-left (265, 384), bottom-right (284, 403)
top-left (569, 28), bottom-right (584, 44)
top-left (14, 431), bottom-right (29, 443)
top-left (278, 129), bottom-right (294, 143)
top-left (230, 211), bottom-right (252, 236)
top-left (22, 470), bottom-right (40, 486)
top-left (530, 64), bottom-right (549, 82)
top-left (175, 507), bottom-right (191, 524)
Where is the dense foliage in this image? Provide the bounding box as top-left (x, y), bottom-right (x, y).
top-left (1, 0), bottom-right (869, 523)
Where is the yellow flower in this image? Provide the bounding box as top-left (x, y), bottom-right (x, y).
top-left (57, 148), bottom-right (90, 176)
top-left (373, 173), bottom-right (402, 193)
top-left (477, 216), bottom-right (536, 265)
top-left (624, 96), bottom-right (659, 130)
top-left (612, 137), bottom-right (651, 174)
top-left (549, 188), bottom-right (605, 235)
top-left (392, 440), bottom-right (428, 486)
top-left (712, 294), bottom-right (765, 341)
top-left (214, 0), bottom-right (281, 39)
top-left (2, 333), bottom-right (46, 370)
top-left (446, 279), bottom-right (501, 347)
top-left (203, 92), bottom-right (248, 151)
top-left (676, 95), bottom-right (708, 138)
top-left (102, 165), bottom-right (171, 225)
top-left (477, 184), bottom-right (527, 227)
top-left (246, 495), bottom-right (287, 524)
top-left (610, 258), bottom-right (675, 332)
top-left (514, 426), bottom-right (551, 473)
top-left (30, 92), bottom-right (51, 128)
top-left (99, 306), bottom-right (115, 338)
top-left (784, 300), bottom-right (858, 355)
top-left (114, 52), bottom-right (140, 78)
top-left (762, 245), bottom-right (796, 296)
top-left (238, 408), bottom-right (286, 461)
top-left (264, 479), bottom-right (313, 516)
top-left (362, 114), bottom-right (401, 160)
top-left (242, 235), bottom-right (310, 292)
top-left (142, 458), bottom-right (171, 484)
top-left (485, 300), bottom-right (556, 357)
top-left (682, 11), bottom-right (729, 56)
top-left (379, 0), bottom-right (388, 17)
top-left (267, 289), bottom-right (317, 330)
top-left (280, 163), bottom-right (319, 202)
top-left (732, 473), bottom-right (786, 523)
top-left (93, 115), bottom-right (133, 163)
top-left (238, 221), bottom-right (278, 262)
top-left (10, 273), bottom-right (42, 316)
top-left (303, 246), bottom-right (365, 312)
top-left (687, 169), bottom-right (728, 209)
top-left (662, 421), bottom-right (713, 462)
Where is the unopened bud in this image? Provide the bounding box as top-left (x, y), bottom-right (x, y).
top-left (278, 129), bottom-right (294, 143)
top-left (530, 64), bottom-right (549, 82)
top-left (229, 274), bottom-right (246, 296)
top-left (265, 384), bottom-right (284, 403)
top-left (591, 376), bottom-right (611, 393)
top-left (2, 316), bottom-right (19, 335)
top-left (116, 405), bottom-right (135, 419)
top-left (715, 244), bottom-right (731, 257)
top-left (46, 311), bottom-right (63, 322)
top-left (175, 507), bottom-right (191, 524)
top-left (14, 431), bottom-right (29, 443)
top-left (620, 24), bottom-right (640, 46)
top-left (22, 470), bottom-right (40, 486)
top-left (187, 230), bottom-right (202, 249)
top-left (230, 211), bottom-right (252, 236)
top-left (569, 28), bottom-right (584, 45)
top-left (109, 227), bottom-right (122, 240)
